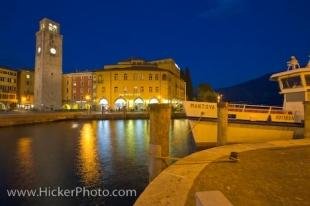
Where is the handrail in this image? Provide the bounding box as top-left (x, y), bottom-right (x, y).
top-left (229, 103), bottom-right (283, 109)
top-left (228, 103), bottom-right (292, 115)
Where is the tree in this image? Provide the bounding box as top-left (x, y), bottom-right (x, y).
top-left (196, 83), bottom-right (218, 102)
top-left (181, 67), bottom-right (193, 100)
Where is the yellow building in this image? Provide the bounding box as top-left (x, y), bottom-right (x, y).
top-left (17, 69), bottom-right (34, 109)
top-left (93, 58), bottom-right (185, 111)
top-left (0, 66), bottom-right (18, 110)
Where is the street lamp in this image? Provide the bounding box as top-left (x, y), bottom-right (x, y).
top-left (217, 94), bottom-right (223, 103)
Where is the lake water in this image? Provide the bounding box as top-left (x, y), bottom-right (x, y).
top-left (0, 119), bottom-right (195, 206)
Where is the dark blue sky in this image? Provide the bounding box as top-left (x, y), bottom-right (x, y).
top-left (1, 0), bottom-right (309, 88)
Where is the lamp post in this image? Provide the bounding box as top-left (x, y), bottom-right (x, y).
top-left (217, 94), bottom-right (223, 103)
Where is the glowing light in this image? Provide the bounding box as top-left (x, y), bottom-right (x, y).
top-left (21, 96), bottom-right (27, 103)
top-left (85, 95), bottom-right (91, 101)
top-left (78, 123), bottom-right (101, 186)
top-left (149, 98), bottom-right (159, 104)
top-left (72, 123), bottom-right (79, 128)
top-left (50, 47), bottom-right (56, 54)
top-left (99, 98), bottom-right (108, 105)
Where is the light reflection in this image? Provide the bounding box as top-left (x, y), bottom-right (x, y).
top-left (78, 123), bottom-right (101, 186)
top-left (16, 137), bottom-right (34, 186)
top-left (72, 123), bottom-right (79, 128)
top-left (126, 120), bottom-right (135, 157)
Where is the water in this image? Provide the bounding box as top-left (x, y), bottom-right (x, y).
top-left (0, 119), bottom-right (195, 206)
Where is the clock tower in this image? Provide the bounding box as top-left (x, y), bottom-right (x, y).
top-left (34, 18), bottom-right (62, 110)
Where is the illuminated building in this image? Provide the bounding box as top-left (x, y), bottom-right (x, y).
top-left (34, 18), bottom-right (63, 110)
top-left (62, 72), bottom-right (93, 109)
top-left (17, 69), bottom-right (34, 109)
top-left (0, 66), bottom-right (17, 110)
top-left (93, 58), bottom-right (185, 111)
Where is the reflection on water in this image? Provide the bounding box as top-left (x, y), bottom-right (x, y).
top-left (16, 137), bottom-right (34, 187)
top-left (0, 119), bottom-right (195, 206)
top-left (78, 123), bottom-right (102, 186)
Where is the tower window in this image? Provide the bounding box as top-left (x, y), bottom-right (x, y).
top-left (149, 74), bottom-right (152, 80)
top-left (48, 23), bottom-right (57, 32)
top-left (114, 74), bottom-right (118, 80)
top-left (124, 73), bottom-right (128, 80)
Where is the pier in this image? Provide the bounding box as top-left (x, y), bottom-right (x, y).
top-left (135, 139), bottom-right (310, 206)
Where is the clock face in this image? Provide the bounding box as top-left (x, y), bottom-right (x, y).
top-left (37, 47), bottom-right (41, 54)
top-left (50, 47), bottom-right (57, 54)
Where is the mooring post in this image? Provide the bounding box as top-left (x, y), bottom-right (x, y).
top-left (217, 102), bottom-right (228, 146)
top-left (149, 104), bottom-right (171, 182)
top-left (304, 101), bottom-right (310, 138)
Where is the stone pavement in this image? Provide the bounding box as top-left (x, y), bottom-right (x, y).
top-left (134, 139), bottom-right (310, 206)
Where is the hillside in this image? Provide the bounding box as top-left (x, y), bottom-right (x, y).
top-left (216, 73), bottom-right (283, 106)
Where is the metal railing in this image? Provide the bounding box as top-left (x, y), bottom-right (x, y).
top-left (228, 103), bottom-right (291, 114)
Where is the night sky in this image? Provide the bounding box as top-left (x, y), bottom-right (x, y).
top-left (1, 0), bottom-right (309, 88)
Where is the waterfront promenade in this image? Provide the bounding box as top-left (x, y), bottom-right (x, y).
top-left (135, 139), bottom-right (310, 206)
top-left (0, 111), bottom-right (185, 127)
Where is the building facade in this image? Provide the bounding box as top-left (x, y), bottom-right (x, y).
top-left (34, 18), bottom-right (63, 110)
top-left (62, 72), bottom-right (93, 109)
top-left (0, 67), bottom-right (17, 110)
top-left (92, 58), bottom-right (185, 111)
top-left (17, 69), bottom-right (34, 109)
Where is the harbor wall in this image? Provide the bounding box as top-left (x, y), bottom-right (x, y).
top-left (0, 112), bottom-right (185, 127)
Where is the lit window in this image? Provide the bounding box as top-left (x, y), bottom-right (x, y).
top-left (26, 74), bottom-right (30, 79)
top-left (40, 23), bottom-right (45, 30)
top-left (48, 23), bottom-right (57, 32)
